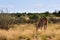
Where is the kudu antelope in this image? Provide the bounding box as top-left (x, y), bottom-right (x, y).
top-left (35, 17), bottom-right (48, 40)
top-left (36, 17), bottom-right (48, 31)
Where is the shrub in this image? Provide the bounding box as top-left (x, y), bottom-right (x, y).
top-left (0, 14), bottom-right (16, 30)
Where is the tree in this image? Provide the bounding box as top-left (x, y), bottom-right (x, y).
top-left (53, 10), bottom-right (57, 16)
top-left (57, 11), bottom-right (60, 16)
top-left (44, 11), bottom-right (49, 16)
top-left (58, 11), bottom-right (60, 14)
top-left (16, 13), bottom-right (22, 17)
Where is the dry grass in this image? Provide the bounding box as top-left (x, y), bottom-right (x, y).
top-left (0, 23), bottom-right (60, 40)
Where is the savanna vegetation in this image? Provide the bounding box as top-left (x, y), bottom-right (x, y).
top-left (0, 10), bottom-right (60, 40)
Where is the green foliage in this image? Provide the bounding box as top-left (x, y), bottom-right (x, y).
top-left (22, 12), bottom-right (27, 16)
top-left (57, 11), bottom-right (60, 16)
top-left (28, 13), bottom-right (40, 19)
top-left (27, 13), bottom-right (40, 23)
top-left (53, 10), bottom-right (57, 15)
top-left (44, 11), bottom-right (49, 16)
top-left (53, 10), bottom-right (60, 17)
top-left (0, 11), bottom-right (60, 30)
top-left (16, 13), bottom-right (22, 17)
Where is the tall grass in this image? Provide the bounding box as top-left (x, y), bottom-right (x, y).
top-left (0, 23), bottom-right (60, 40)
